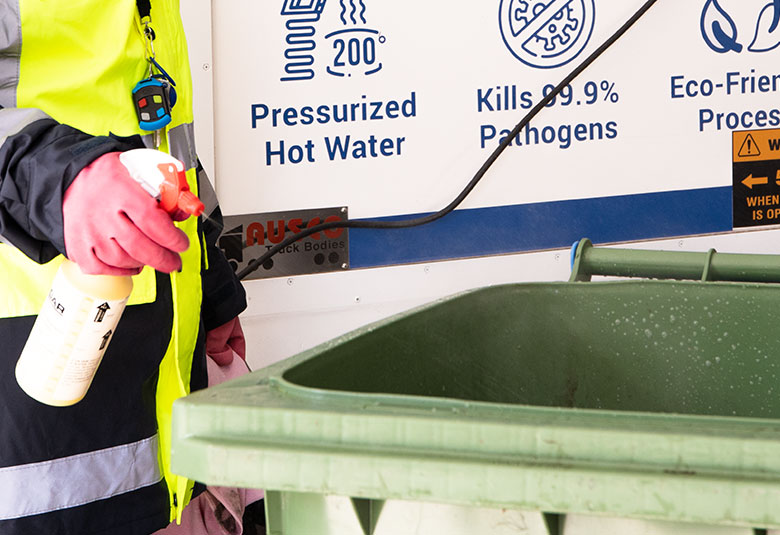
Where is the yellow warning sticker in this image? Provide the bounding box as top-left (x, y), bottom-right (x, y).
top-left (733, 128), bottom-right (780, 163)
top-left (733, 128), bottom-right (780, 228)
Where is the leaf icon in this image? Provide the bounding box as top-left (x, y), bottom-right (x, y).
top-left (749, 1), bottom-right (780, 52)
top-left (700, 0), bottom-right (742, 53)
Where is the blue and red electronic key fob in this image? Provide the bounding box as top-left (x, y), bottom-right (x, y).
top-left (132, 77), bottom-right (172, 131)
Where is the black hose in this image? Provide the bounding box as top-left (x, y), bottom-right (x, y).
top-left (238, 0), bottom-right (660, 280)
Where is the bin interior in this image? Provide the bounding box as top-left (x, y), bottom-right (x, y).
top-left (283, 281), bottom-right (780, 419)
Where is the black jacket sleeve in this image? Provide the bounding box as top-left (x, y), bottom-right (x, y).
top-left (0, 110), bottom-right (143, 263)
top-left (196, 162), bottom-right (247, 330)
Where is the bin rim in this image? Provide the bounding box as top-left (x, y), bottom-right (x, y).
top-left (255, 277), bottom-right (780, 433)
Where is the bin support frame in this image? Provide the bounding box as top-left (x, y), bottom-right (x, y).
top-left (570, 238), bottom-right (780, 283)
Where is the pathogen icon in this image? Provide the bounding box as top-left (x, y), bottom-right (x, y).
top-left (499, 0), bottom-right (595, 69)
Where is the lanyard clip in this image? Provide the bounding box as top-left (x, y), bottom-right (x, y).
top-left (142, 19), bottom-right (156, 66)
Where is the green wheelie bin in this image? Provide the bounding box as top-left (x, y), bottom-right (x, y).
top-left (171, 239), bottom-right (780, 534)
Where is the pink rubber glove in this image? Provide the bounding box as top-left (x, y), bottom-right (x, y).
top-left (63, 152), bottom-right (189, 276)
top-left (205, 317), bottom-right (246, 366)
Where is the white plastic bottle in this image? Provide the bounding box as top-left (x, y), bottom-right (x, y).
top-left (15, 149), bottom-right (204, 406)
top-left (15, 259), bottom-right (133, 406)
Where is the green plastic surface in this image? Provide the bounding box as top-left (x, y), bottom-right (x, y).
top-left (172, 245), bottom-right (780, 531)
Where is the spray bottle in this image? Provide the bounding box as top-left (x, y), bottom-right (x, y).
top-left (15, 149), bottom-right (204, 406)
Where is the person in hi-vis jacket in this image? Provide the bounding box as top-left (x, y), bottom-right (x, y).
top-left (0, 1), bottom-right (249, 533)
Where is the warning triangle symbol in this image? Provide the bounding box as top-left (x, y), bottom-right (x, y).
top-left (738, 134), bottom-right (761, 158)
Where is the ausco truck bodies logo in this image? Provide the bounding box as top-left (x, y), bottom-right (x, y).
top-left (499, 0), bottom-right (596, 69)
top-left (280, 0), bottom-right (385, 81)
top-left (219, 208), bottom-right (349, 279)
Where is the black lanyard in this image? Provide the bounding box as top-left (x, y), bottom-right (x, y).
top-left (137, 0), bottom-right (155, 54)
top-left (136, 0), bottom-right (151, 21)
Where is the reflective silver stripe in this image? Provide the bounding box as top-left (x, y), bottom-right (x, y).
top-left (0, 108), bottom-right (50, 144)
top-left (197, 165), bottom-right (219, 219)
top-left (0, 108), bottom-right (51, 245)
top-left (169, 122), bottom-right (198, 170)
top-left (0, 0), bottom-right (21, 107)
top-left (0, 435), bottom-right (161, 520)
top-left (141, 132), bottom-right (155, 149)
top-left (141, 122), bottom-right (198, 171)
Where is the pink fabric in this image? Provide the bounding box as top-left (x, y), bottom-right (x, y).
top-left (206, 317), bottom-right (247, 365)
top-left (63, 152), bottom-right (189, 276)
top-left (155, 486), bottom-right (246, 535)
top-left (154, 352), bottom-right (263, 535)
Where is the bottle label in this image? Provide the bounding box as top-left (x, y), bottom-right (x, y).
top-left (16, 269), bottom-right (129, 405)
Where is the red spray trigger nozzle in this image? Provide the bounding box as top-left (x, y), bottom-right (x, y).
top-left (157, 162), bottom-right (205, 217)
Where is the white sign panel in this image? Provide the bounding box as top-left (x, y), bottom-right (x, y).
top-left (210, 0), bottom-right (780, 269)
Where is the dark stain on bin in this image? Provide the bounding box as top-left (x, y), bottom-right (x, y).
top-left (564, 375), bottom-right (579, 408)
top-left (663, 469), bottom-right (697, 476)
